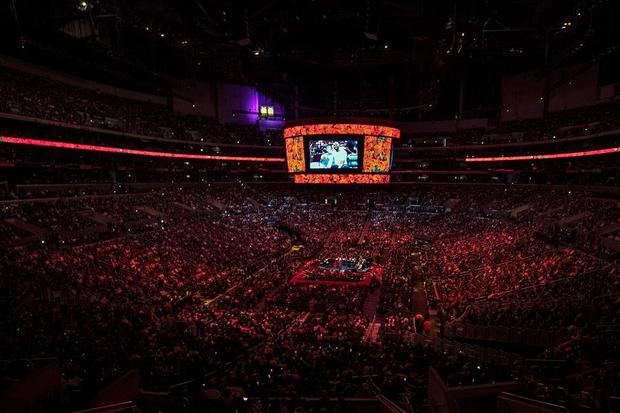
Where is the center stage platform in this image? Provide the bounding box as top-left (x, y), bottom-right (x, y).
top-left (291, 257), bottom-right (383, 286)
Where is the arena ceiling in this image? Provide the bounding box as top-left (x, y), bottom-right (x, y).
top-left (0, 0), bottom-right (617, 117)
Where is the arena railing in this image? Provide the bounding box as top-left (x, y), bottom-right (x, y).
top-left (496, 392), bottom-right (569, 413)
top-left (248, 396), bottom-right (392, 413)
top-left (72, 402), bottom-right (137, 413)
top-left (0, 112), bottom-right (284, 150)
top-left (440, 338), bottom-right (526, 366)
top-left (428, 367), bottom-right (523, 413)
top-left (382, 331), bottom-right (525, 368)
top-left (462, 265), bottom-right (612, 307)
top-left (368, 377), bottom-right (410, 413)
top-left (443, 322), bottom-right (557, 348)
top-left (0, 357), bottom-right (59, 373)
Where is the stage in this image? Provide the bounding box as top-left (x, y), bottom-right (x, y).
top-left (290, 257), bottom-right (383, 286)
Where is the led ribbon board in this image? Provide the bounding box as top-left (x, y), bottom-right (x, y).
top-left (0, 136), bottom-right (286, 163)
top-left (465, 147), bottom-right (620, 162)
top-left (294, 174), bottom-right (390, 184)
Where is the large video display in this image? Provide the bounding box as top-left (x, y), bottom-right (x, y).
top-left (308, 139), bottom-right (359, 170)
top-left (284, 121), bottom-right (400, 184)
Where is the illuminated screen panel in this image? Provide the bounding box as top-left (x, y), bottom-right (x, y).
top-left (284, 123), bottom-right (400, 139)
top-left (363, 136), bottom-right (392, 173)
top-left (465, 147), bottom-right (620, 162)
top-left (285, 136), bottom-right (305, 172)
top-left (308, 139), bottom-right (359, 170)
top-left (294, 174), bottom-right (390, 184)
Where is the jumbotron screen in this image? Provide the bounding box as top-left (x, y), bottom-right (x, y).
top-left (308, 138), bottom-right (359, 170)
top-left (284, 120), bottom-right (400, 184)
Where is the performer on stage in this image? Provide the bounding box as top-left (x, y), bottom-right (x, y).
top-left (330, 142), bottom-right (349, 168)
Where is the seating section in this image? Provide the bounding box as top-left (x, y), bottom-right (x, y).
top-left (0, 67), bottom-right (275, 145)
top-left (1, 64), bottom-right (620, 413)
top-left (1, 185), bottom-right (618, 412)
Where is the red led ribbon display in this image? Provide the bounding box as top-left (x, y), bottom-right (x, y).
top-left (465, 147), bottom-right (620, 162)
top-left (0, 136), bottom-right (286, 163)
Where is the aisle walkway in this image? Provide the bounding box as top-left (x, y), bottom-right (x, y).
top-left (363, 320), bottom-right (382, 343)
top-left (362, 287), bottom-right (382, 320)
top-left (362, 288), bottom-right (383, 343)
top-left (411, 281), bottom-right (427, 317)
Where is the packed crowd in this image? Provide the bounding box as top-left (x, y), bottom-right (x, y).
top-left (403, 99), bottom-right (620, 147)
top-left (1, 184), bottom-right (618, 412)
top-left (4, 64), bottom-right (620, 152)
top-left (0, 67), bottom-right (275, 145)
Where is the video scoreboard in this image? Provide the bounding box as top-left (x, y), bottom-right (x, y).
top-left (284, 119), bottom-right (400, 184)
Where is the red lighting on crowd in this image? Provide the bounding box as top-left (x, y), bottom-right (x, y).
top-left (0, 136), bottom-right (286, 163)
top-left (464, 147), bottom-right (620, 162)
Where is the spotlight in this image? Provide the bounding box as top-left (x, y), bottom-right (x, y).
top-left (77, 1), bottom-right (89, 12)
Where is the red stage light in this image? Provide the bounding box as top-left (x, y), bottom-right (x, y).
top-left (0, 136), bottom-right (286, 163)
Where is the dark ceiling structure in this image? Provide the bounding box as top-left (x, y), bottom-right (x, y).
top-left (0, 0), bottom-right (618, 119)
